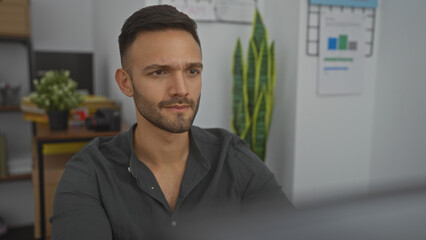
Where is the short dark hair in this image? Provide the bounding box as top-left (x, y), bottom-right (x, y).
top-left (118, 5), bottom-right (200, 67)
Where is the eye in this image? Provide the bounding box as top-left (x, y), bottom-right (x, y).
top-left (188, 69), bottom-right (200, 75)
top-left (152, 69), bottom-right (165, 76)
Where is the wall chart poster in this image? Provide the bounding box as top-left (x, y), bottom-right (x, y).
top-left (146, 0), bottom-right (259, 23)
top-left (318, 9), bottom-right (366, 95)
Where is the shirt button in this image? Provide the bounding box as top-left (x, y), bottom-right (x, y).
top-left (171, 221), bottom-right (177, 227)
top-left (151, 186), bottom-right (155, 190)
top-left (127, 167), bottom-right (131, 173)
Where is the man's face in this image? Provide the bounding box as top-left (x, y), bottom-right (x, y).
top-left (126, 30), bottom-right (202, 133)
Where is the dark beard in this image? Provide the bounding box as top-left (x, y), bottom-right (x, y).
top-left (133, 88), bottom-right (200, 133)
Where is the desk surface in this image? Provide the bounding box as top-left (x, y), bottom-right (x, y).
top-left (35, 123), bottom-right (129, 141)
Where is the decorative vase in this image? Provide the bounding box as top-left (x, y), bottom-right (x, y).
top-left (47, 110), bottom-right (69, 131)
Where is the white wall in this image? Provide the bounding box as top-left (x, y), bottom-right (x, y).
top-left (263, 0), bottom-right (300, 201)
top-left (290, 0), bottom-right (379, 205)
top-left (286, 0), bottom-right (426, 206)
top-left (194, 23), bottom-right (251, 130)
top-left (31, 0), bottom-right (93, 52)
top-left (370, 0), bottom-right (426, 190)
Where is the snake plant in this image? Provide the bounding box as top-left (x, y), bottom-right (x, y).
top-left (232, 8), bottom-right (275, 161)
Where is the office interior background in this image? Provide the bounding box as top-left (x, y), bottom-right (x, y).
top-left (0, 0), bottom-right (425, 234)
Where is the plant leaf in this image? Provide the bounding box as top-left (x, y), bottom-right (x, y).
top-left (232, 39), bottom-right (244, 134)
top-left (268, 41), bottom-right (276, 127)
top-left (269, 41), bottom-right (276, 93)
top-left (251, 87), bottom-right (268, 160)
top-left (251, 8), bottom-right (267, 55)
top-left (246, 39), bottom-right (257, 117)
top-left (255, 39), bottom-right (269, 103)
top-left (29, 70), bottom-right (83, 110)
top-left (231, 38), bottom-right (251, 138)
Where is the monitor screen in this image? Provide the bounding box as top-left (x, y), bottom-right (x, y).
top-left (33, 51), bottom-right (93, 94)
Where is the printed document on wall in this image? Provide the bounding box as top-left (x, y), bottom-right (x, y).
top-left (318, 9), bottom-right (366, 95)
top-left (145, 0), bottom-right (260, 23)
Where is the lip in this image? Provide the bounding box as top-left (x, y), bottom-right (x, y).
top-left (164, 105), bottom-right (190, 112)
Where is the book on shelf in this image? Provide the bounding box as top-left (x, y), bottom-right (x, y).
top-left (0, 133), bottom-right (8, 177)
top-left (22, 112), bottom-right (48, 123)
top-left (20, 97), bottom-right (45, 114)
top-left (7, 155), bottom-right (32, 175)
top-left (20, 95), bottom-right (120, 123)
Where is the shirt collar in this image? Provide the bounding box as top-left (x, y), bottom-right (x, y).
top-left (126, 124), bottom-right (211, 187)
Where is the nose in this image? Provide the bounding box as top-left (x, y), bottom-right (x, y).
top-left (168, 71), bottom-right (189, 97)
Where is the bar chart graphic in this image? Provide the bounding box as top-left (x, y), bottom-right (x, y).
top-left (327, 35), bottom-right (357, 50)
top-left (318, 9), bottom-right (366, 95)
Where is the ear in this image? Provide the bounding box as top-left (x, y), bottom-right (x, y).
top-left (115, 68), bottom-right (133, 97)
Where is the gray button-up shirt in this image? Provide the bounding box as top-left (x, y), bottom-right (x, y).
top-left (51, 125), bottom-right (291, 240)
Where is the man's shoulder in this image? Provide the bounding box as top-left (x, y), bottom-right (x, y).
top-left (72, 128), bottom-right (132, 165)
top-left (191, 126), bottom-right (282, 201)
top-left (191, 125), bottom-right (241, 146)
top-left (190, 126), bottom-right (262, 167)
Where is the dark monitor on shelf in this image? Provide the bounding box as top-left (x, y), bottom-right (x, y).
top-left (33, 51), bottom-right (94, 94)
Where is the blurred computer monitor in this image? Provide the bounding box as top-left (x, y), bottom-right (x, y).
top-left (33, 51), bottom-right (93, 94)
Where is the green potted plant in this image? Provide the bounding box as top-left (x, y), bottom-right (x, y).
top-left (30, 70), bottom-right (83, 130)
top-left (232, 8), bottom-right (276, 161)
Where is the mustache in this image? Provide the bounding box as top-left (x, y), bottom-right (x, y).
top-left (158, 97), bottom-right (195, 108)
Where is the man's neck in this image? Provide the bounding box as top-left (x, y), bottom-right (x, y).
top-left (133, 118), bottom-right (190, 168)
top-left (133, 116), bottom-right (190, 211)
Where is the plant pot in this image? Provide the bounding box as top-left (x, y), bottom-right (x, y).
top-left (47, 110), bottom-right (69, 131)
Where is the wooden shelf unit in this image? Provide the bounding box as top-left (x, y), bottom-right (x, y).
top-left (0, 173), bottom-right (31, 182)
top-left (0, 106), bottom-right (21, 112)
top-left (0, 27), bottom-right (34, 186)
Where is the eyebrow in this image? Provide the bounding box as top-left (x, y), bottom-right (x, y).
top-left (142, 62), bottom-right (203, 72)
top-left (187, 62), bottom-right (203, 69)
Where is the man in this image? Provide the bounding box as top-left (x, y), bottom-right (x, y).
top-left (51, 5), bottom-right (292, 240)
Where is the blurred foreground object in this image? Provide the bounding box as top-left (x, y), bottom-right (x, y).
top-left (171, 186), bottom-right (426, 240)
top-left (0, 216), bottom-right (7, 236)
